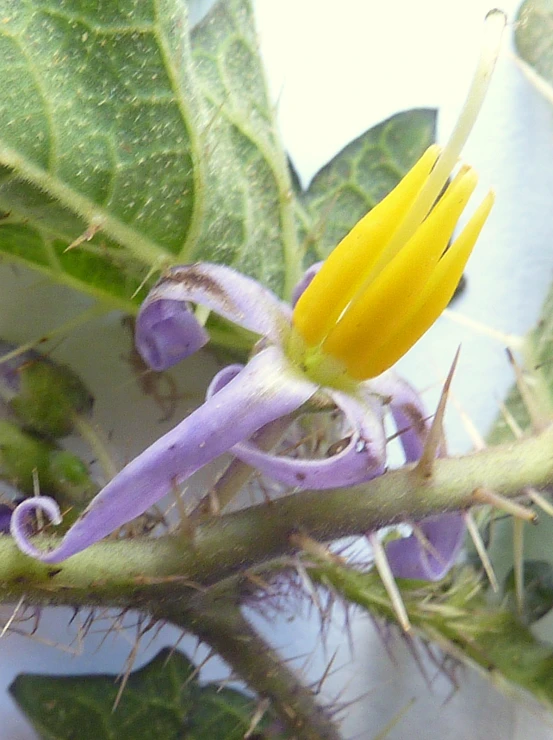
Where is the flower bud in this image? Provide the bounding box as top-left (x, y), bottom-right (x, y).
top-left (0, 341), bottom-right (93, 438)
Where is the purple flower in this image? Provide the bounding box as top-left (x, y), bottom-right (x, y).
top-left (9, 10), bottom-right (505, 580)
top-left (10, 264), bottom-right (391, 563)
top-left (9, 261), bottom-right (465, 581)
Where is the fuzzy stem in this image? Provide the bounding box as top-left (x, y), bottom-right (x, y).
top-left (1, 423), bottom-right (552, 608)
top-left (2, 426), bottom-right (553, 740)
top-left (161, 596), bottom-right (341, 740)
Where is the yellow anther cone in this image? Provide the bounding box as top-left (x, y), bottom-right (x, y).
top-left (347, 190), bottom-right (495, 379)
top-left (293, 145), bottom-right (441, 347)
top-left (321, 167), bottom-right (479, 366)
top-left (290, 9), bottom-right (503, 387)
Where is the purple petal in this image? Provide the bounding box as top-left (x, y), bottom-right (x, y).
top-left (367, 372), bottom-right (431, 463)
top-left (11, 347), bottom-right (316, 563)
top-left (206, 364), bottom-right (244, 396)
top-left (291, 262), bottom-right (323, 307)
top-left (135, 299), bottom-right (209, 372)
top-left (369, 372), bottom-right (463, 580)
top-left (384, 513), bottom-right (466, 581)
top-left (137, 264), bottom-right (291, 370)
top-left (229, 390), bottom-right (386, 489)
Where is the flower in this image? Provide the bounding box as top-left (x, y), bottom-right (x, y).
top-left (10, 11), bottom-right (504, 572)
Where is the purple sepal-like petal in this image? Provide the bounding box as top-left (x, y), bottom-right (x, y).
top-left (229, 390), bottom-right (386, 489)
top-left (135, 299), bottom-right (209, 372)
top-left (137, 264), bottom-right (291, 370)
top-left (384, 513), bottom-right (466, 581)
top-left (11, 347), bottom-right (317, 563)
top-left (368, 371), bottom-right (431, 463)
top-left (291, 262), bottom-right (323, 307)
top-left (369, 372), bottom-right (463, 581)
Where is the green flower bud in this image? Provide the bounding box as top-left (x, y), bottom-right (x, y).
top-left (0, 421), bottom-right (97, 521)
top-left (0, 420), bottom-right (54, 493)
top-left (9, 357), bottom-right (93, 439)
top-left (47, 450), bottom-right (98, 511)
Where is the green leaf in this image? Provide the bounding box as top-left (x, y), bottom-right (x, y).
top-left (515, 0), bottom-right (553, 93)
top-left (191, 685), bottom-right (275, 739)
top-left (295, 109), bottom-right (436, 264)
top-left (0, 0), bottom-right (200, 307)
top-left (10, 648), bottom-right (196, 740)
top-left (190, 0), bottom-right (302, 299)
top-left (0, 0), bottom-right (301, 310)
top-left (10, 647), bottom-right (279, 740)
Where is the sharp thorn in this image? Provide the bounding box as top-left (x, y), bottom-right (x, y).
top-left (527, 488), bottom-right (553, 517)
top-left (449, 391), bottom-right (486, 450)
top-left (368, 533), bottom-right (411, 632)
top-left (442, 309), bottom-right (523, 349)
top-left (415, 347), bottom-right (460, 478)
top-left (464, 511), bottom-right (498, 591)
top-left (64, 219), bottom-right (103, 252)
top-left (290, 533), bottom-right (346, 565)
top-left (131, 265), bottom-right (158, 300)
top-left (513, 517), bottom-right (525, 617)
top-left (411, 523), bottom-right (446, 566)
top-left (472, 487), bottom-right (537, 523)
top-left (497, 398), bottom-right (523, 439)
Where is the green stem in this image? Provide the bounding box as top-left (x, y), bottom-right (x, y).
top-left (3, 423), bottom-right (553, 607)
top-left (3, 426), bottom-right (553, 739)
top-left (162, 595), bottom-right (341, 740)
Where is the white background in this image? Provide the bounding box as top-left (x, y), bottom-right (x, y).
top-left (2, 1), bottom-right (553, 738)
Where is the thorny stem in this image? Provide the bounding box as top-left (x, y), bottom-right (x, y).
top-left (161, 596), bottom-right (341, 740)
top-left (3, 423), bottom-right (553, 738)
top-left (2, 423), bottom-right (553, 604)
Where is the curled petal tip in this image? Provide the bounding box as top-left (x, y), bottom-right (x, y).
top-left (135, 299), bottom-right (209, 371)
top-left (231, 389), bottom-right (386, 489)
top-left (10, 496), bottom-right (62, 562)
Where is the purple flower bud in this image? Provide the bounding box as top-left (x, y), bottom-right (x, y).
top-left (136, 264), bottom-right (292, 372)
top-left (370, 372), bottom-right (464, 581)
